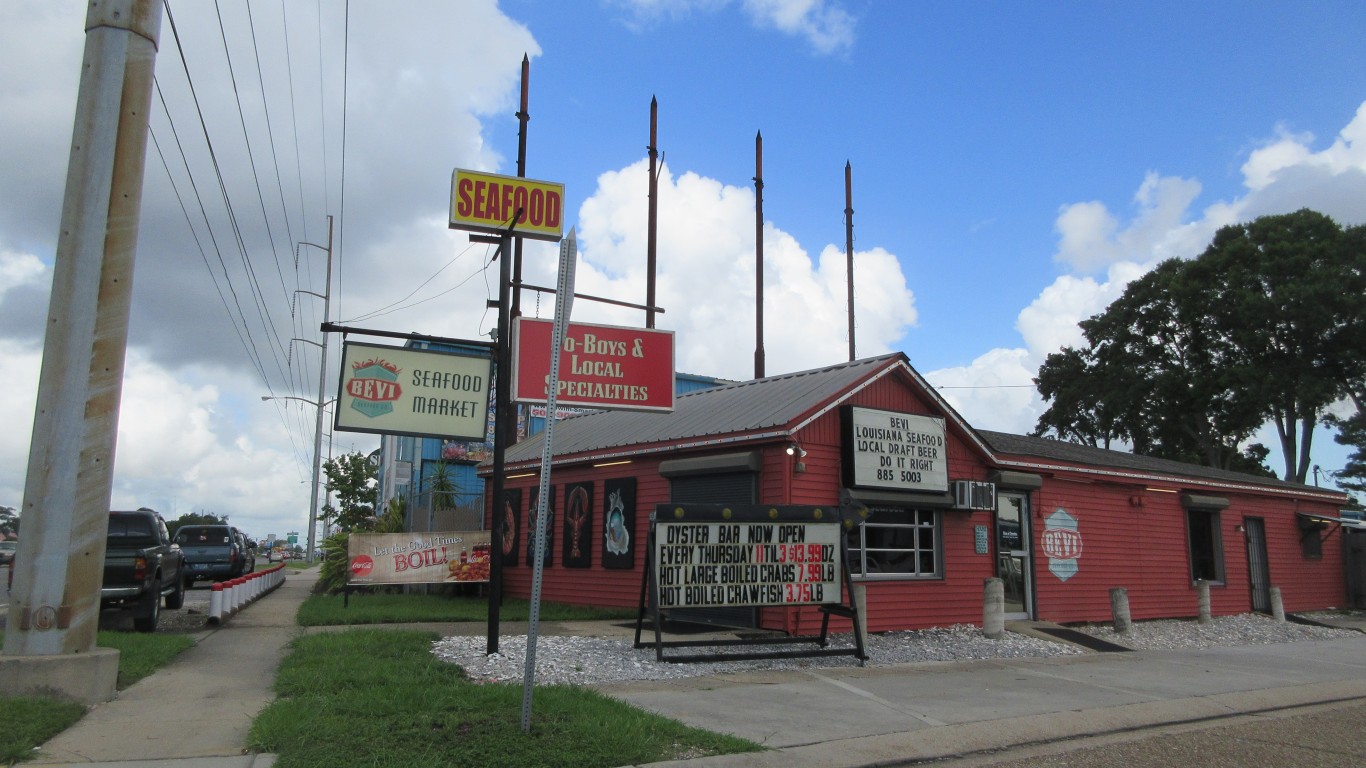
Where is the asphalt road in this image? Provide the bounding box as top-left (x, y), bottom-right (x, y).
top-left (919, 699), bottom-right (1366, 768)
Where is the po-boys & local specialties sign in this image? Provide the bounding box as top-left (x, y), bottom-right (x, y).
top-left (512, 317), bottom-right (674, 412)
top-left (334, 341), bottom-right (491, 440)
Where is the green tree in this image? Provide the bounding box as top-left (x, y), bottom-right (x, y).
top-left (1034, 259), bottom-right (1265, 469)
top-left (1195, 210), bottom-right (1365, 482)
top-left (166, 511), bottom-right (228, 539)
top-left (1035, 210), bottom-right (1362, 482)
top-left (320, 451), bottom-right (379, 532)
top-left (0, 505), bottom-right (17, 538)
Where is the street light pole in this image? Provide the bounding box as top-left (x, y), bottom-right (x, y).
top-left (293, 216), bottom-right (333, 565)
top-left (261, 395), bottom-right (335, 564)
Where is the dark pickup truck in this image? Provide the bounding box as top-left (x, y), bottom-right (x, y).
top-left (175, 524), bottom-right (253, 582)
top-left (102, 508), bottom-right (188, 632)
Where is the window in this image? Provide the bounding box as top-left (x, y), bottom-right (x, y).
top-left (1186, 508), bottom-right (1224, 583)
top-left (847, 507), bottom-right (940, 579)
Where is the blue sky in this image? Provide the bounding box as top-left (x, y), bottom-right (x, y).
top-left (1, 0), bottom-right (1363, 537)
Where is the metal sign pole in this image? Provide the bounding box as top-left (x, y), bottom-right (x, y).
top-left (521, 229), bottom-right (577, 733)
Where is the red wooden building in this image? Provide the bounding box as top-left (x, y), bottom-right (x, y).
top-left (482, 353), bottom-right (1352, 632)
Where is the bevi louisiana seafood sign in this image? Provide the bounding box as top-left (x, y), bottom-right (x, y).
top-left (335, 341), bottom-right (492, 440)
top-left (512, 317), bottom-right (675, 412)
top-left (449, 168), bottom-right (565, 243)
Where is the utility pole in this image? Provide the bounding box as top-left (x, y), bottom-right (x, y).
top-left (1, 0), bottom-right (162, 703)
top-left (295, 216), bottom-right (334, 565)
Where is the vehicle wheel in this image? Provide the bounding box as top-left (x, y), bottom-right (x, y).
top-left (133, 578), bottom-right (161, 632)
top-left (164, 571), bottom-right (186, 609)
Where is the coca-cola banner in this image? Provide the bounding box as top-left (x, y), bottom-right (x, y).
top-left (562, 482), bottom-right (593, 568)
top-left (348, 532), bottom-right (491, 585)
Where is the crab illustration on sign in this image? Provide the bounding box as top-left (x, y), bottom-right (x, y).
top-left (346, 357), bottom-right (402, 418)
top-left (1043, 508), bottom-right (1082, 582)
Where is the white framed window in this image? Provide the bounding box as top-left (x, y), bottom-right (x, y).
top-left (847, 507), bottom-right (941, 579)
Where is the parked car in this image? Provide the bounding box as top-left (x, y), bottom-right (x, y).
top-left (175, 524), bottom-right (251, 582)
top-left (102, 508), bottom-right (187, 632)
top-left (0, 539), bottom-right (16, 567)
top-left (233, 530), bottom-right (257, 574)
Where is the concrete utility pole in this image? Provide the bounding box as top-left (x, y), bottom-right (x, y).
top-left (0, 0), bottom-right (162, 704)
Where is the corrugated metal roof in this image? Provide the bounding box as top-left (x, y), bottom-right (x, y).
top-left (502, 353), bottom-right (905, 465)
top-left (979, 429), bottom-right (1333, 496)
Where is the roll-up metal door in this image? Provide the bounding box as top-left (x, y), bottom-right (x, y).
top-left (665, 471), bottom-right (759, 628)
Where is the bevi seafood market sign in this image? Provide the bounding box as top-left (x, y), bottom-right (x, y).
top-left (334, 341), bottom-right (492, 440)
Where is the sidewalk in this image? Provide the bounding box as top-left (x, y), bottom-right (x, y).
top-left (24, 568), bottom-right (318, 768)
top-left (20, 578), bottom-right (1366, 767)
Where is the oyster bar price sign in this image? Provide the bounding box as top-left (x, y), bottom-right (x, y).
top-left (652, 505), bottom-right (842, 609)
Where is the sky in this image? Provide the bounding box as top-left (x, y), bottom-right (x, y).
top-left (1, 0), bottom-right (1364, 540)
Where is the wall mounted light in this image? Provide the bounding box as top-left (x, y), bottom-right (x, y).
top-left (785, 443), bottom-right (807, 458)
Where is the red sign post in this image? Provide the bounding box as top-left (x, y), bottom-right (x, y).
top-left (512, 318), bottom-right (675, 412)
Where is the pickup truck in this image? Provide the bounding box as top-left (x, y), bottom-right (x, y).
top-left (175, 524), bottom-right (253, 582)
top-left (102, 508), bottom-right (188, 632)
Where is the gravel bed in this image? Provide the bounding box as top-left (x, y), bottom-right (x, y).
top-left (1074, 612), bottom-right (1357, 651)
top-left (432, 624), bottom-right (1081, 686)
top-left (433, 613), bottom-right (1362, 686)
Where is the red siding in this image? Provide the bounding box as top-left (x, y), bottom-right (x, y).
top-left (487, 365), bottom-right (1350, 630)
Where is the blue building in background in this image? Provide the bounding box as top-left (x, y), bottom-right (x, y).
top-left (373, 344), bottom-right (730, 533)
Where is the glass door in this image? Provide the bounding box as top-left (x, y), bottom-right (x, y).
top-left (995, 492), bottom-right (1032, 619)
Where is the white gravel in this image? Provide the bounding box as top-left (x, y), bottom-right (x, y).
top-left (1076, 611), bottom-right (1356, 651)
top-left (431, 613), bottom-right (1360, 686)
top-left (434, 624), bottom-right (1081, 686)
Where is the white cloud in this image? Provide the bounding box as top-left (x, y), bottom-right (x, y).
top-left (934, 99), bottom-right (1366, 449)
top-left (742, 0), bottom-right (856, 54)
top-left (612, 0), bottom-right (855, 53)
top-left (569, 159), bottom-right (915, 379)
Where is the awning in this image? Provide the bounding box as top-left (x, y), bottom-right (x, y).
top-left (1296, 511), bottom-right (1366, 530)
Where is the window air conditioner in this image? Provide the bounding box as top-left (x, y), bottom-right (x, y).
top-left (952, 481), bottom-right (996, 511)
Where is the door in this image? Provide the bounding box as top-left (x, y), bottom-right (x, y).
top-left (1244, 517), bottom-right (1271, 613)
top-left (995, 492), bottom-right (1032, 619)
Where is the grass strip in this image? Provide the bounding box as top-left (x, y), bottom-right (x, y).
top-left (0, 630), bottom-right (195, 763)
top-left (249, 628), bottom-right (762, 768)
top-left (0, 697), bottom-right (87, 765)
top-left (296, 591), bottom-right (636, 626)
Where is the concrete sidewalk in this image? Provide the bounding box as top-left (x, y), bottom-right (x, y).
top-left (18, 581), bottom-right (1366, 767)
top-left (24, 567), bottom-right (318, 768)
top-left (605, 635), bottom-right (1366, 767)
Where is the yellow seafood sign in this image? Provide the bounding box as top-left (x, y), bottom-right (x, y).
top-left (449, 168), bottom-right (565, 242)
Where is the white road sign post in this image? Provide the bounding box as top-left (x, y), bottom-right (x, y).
top-left (521, 228), bottom-right (577, 732)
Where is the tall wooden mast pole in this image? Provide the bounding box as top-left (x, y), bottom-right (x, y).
top-left (845, 161), bottom-right (856, 362)
top-left (511, 54), bottom-right (530, 318)
top-left (646, 97), bottom-right (659, 329)
top-left (754, 131), bottom-right (765, 379)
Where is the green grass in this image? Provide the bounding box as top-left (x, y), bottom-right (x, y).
top-left (0, 697), bottom-right (86, 765)
top-left (0, 630), bottom-right (194, 763)
top-left (249, 629), bottom-right (761, 768)
top-left (297, 592), bottom-right (636, 626)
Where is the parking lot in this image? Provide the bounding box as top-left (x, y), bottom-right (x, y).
top-left (1, 566), bottom-right (242, 635)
